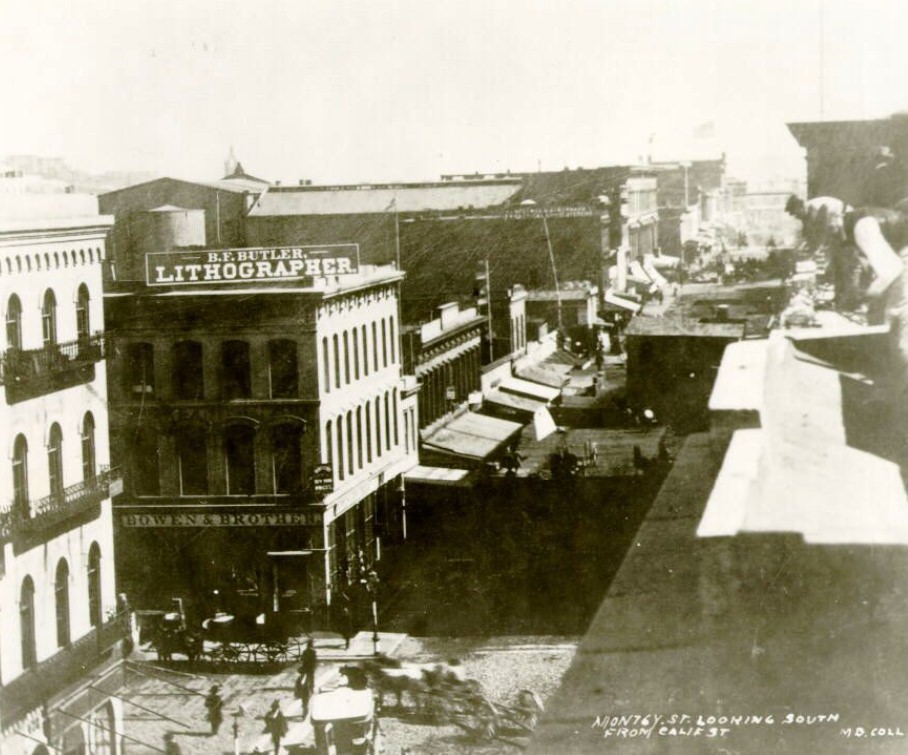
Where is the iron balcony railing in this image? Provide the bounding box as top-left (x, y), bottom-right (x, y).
top-left (0, 610), bottom-right (129, 729)
top-left (1, 333), bottom-right (105, 386)
top-left (0, 466), bottom-right (121, 538)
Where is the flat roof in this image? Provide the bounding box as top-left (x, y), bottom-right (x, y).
top-left (625, 316), bottom-right (745, 338)
top-left (248, 181), bottom-right (521, 216)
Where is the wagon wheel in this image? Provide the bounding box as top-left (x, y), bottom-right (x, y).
top-left (262, 640), bottom-right (288, 664)
top-left (219, 642), bottom-right (243, 664)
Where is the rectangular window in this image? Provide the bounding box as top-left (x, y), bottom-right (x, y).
top-left (177, 427), bottom-right (208, 495)
top-left (173, 341), bottom-right (204, 400)
top-left (269, 340), bottom-right (299, 398)
top-left (126, 342), bottom-right (155, 396)
top-left (222, 341), bottom-right (251, 399)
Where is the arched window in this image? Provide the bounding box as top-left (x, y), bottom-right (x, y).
top-left (365, 405), bottom-right (373, 464)
top-left (333, 334), bottom-right (341, 389)
top-left (6, 294), bottom-right (22, 349)
top-left (356, 407), bottom-right (363, 469)
top-left (336, 418), bottom-right (345, 480)
top-left (176, 425), bottom-right (208, 495)
top-left (361, 325), bottom-right (369, 376)
top-left (88, 701), bottom-right (116, 755)
top-left (132, 426), bottom-right (159, 495)
top-left (346, 412), bottom-right (354, 474)
top-left (343, 331), bottom-right (351, 384)
top-left (55, 559), bottom-right (70, 647)
top-left (225, 424), bottom-right (255, 495)
top-left (268, 339), bottom-right (298, 398)
top-left (221, 340), bottom-right (251, 399)
top-left (88, 543), bottom-right (102, 627)
top-left (48, 423), bottom-right (64, 501)
top-left (325, 420), bottom-right (333, 468)
top-left (389, 316), bottom-right (396, 364)
top-left (385, 393), bottom-right (392, 450)
top-left (374, 398), bottom-right (382, 458)
top-left (381, 319), bottom-right (388, 367)
top-left (322, 337), bottom-right (331, 393)
top-left (352, 329), bottom-right (360, 380)
top-left (173, 341), bottom-right (204, 400)
top-left (273, 424), bottom-right (303, 494)
top-left (62, 725), bottom-right (86, 755)
top-left (372, 322), bottom-right (379, 371)
top-left (12, 434), bottom-right (29, 516)
top-left (20, 575), bottom-right (36, 668)
top-left (42, 288), bottom-right (57, 347)
top-left (76, 284), bottom-right (91, 342)
top-left (81, 412), bottom-right (96, 481)
top-left (393, 389), bottom-right (399, 445)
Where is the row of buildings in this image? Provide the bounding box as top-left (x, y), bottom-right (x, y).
top-left (0, 138), bottom-right (817, 753)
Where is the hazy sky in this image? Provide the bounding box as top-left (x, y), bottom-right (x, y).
top-left (1, 0), bottom-right (906, 185)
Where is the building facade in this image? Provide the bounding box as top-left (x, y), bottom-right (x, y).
top-left (0, 209), bottom-right (125, 755)
top-left (106, 246), bottom-right (418, 625)
top-left (402, 302), bottom-right (485, 433)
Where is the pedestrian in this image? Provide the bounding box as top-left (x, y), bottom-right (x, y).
top-left (163, 732), bottom-right (182, 755)
top-left (300, 639), bottom-right (317, 698)
top-left (341, 604), bottom-right (353, 650)
top-left (294, 669), bottom-right (311, 718)
top-left (204, 684), bottom-right (224, 736)
top-left (263, 700), bottom-right (289, 755)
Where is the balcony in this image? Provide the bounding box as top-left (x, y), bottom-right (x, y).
top-left (0, 611), bottom-right (129, 729)
top-left (0, 466), bottom-right (121, 541)
top-left (2, 333), bottom-right (105, 402)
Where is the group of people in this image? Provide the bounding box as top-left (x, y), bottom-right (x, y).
top-left (163, 639), bottom-right (319, 755)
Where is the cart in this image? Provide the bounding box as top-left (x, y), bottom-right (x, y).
top-left (310, 686), bottom-right (380, 755)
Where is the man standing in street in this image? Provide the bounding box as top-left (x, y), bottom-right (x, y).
top-left (300, 639), bottom-right (317, 699)
top-left (263, 700), bottom-right (289, 755)
top-left (204, 684), bottom-right (224, 736)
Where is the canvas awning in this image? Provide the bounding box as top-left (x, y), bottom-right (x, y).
top-left (642, 259), bottom-right (668, 288)
top-left (404, 465), bottom-right (473, 486)
top-left (422, 412), bottom-right (523, 461)
top-left (516, 363), bottom-right (571, 389)
top-left (484, 389), bottom-right (548, 415)
top-left (499, 377), bottom-right (560, 403)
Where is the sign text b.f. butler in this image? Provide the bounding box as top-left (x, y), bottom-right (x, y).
top-left (146, 244), bottom-right (360, 286)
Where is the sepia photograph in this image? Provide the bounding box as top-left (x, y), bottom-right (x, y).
top-left (1, 1), bottom-right (907, 753)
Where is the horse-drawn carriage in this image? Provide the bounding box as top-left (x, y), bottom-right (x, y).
top-left (147, 600), bottom-right (305, 665)
top-left (353, 657), bottom-right (543, 740)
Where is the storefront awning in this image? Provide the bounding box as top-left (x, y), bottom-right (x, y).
top-left (516, 363), bottom-right (571, 389)
top-left (604, 290), bottom-right (642, 314)
top-left (422, 412), bottom-right (523, 461)
top-left (404, 465), bottom-right (473, 486)
top-left (642, 259), bottom-right (668, 288)
top-left (499, 377), bottom-right (560, 403)
top-left (485, 389), bottom-right (548, 415)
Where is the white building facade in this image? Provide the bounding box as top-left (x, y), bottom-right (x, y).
top-left (0, 211), bottom-right (124, 755)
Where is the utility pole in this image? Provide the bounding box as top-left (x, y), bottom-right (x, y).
top-left (542, 210), bottom-right (563, 333)
top-left (475, 260), bottom-right (494, 362)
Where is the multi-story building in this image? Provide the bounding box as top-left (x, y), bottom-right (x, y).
top-left (104, 226), bottom-right (418, 625)
top-left (0, 203), bottom-right (126, 755)
top-left (401, 302), bottom-right (485, 433)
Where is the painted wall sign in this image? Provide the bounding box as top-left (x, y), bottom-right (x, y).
top-left (146, 244), bottom-right (360, 286)
top-left (120, 510), bottom-right (322, 527)
top-left (312, 464), bottom-right (334, 496)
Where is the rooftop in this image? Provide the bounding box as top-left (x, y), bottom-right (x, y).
top-left (247, 180), bottom-right (522, 216)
